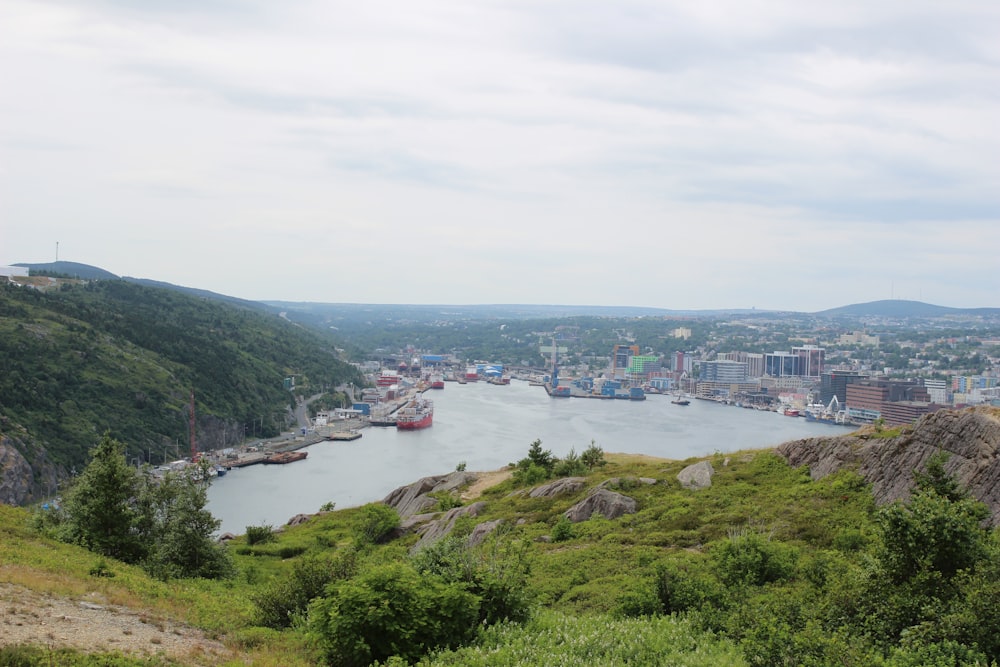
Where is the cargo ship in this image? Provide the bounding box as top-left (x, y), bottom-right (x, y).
top-left (396, 398), bottom-right (434, 430)
top-left (429, 374), bottom-right (445, 389)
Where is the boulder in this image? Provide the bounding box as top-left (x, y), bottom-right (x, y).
top-left (285, 513), bottom-right (312, 527)
top-left (383, 471), bottom-right (478, 518)
top-left (677, 460), bottom-right (715, 490)
top-left (564, 488), bottom-right (637, 523)
top-left (528, 477), bottom-right (587, 499)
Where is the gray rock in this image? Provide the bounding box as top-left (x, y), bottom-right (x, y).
top-left (677, 460), bottom-right (715, 490)
top-left (412, 501), bottom-right (487, 551)
top-left (285, 513), bottom-right (312, 527)
top-left (468, 519), bottom-right (504, 547)
top-left (776, 407), bottom-right (1000, 525)
top-left (528, 477), bottom-right (587, 498)
top-left (383, 471), bottom-right (478, 518)
top-left (564, 488), bottom-right (637, 523)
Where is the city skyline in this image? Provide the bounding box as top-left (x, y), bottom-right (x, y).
top-left (2, 1), bottom-right (998, 311)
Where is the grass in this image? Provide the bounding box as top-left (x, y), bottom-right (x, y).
top-left (2, 447), bottom-right (886, 666)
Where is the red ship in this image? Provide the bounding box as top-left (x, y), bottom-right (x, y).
top-left (396, 399), bottom-right (434, 430)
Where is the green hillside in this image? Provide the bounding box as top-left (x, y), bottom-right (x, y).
top-left (0, 280), bottom-right (363, 477)
top-left (4, 445), bottom-right (999, 666)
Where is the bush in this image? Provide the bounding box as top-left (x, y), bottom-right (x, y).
top-left (308, 562), bottom-right (480, 667)
top-left (551, 516), bottom-right (575, 542)
top-left (245, 524), bottom-right (276, 546)
top-left (713, 527), bottom-right (797, 588)
top-left (412, 531), bottom-right (534, 627)
top-left (352, 504), bottom-right (400, 546)
top-left (253, 550), bottom-right (358, 629)
top-left (553, 448), bottom-right (587, 478)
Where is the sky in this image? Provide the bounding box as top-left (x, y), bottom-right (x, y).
top-left (1, 1), bottom-right (998, 312)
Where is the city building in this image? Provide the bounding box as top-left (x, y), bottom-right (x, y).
top-left (700, 359), bottom-right (749, 383)
top-left (838, 331), bottom-right (880, 347)
top-left (792, 345), bottom-right (825, 378)
top-left (765, 351), bottom-right (799, 377)
top-left (845, 379), bottom-right (932, 425)
top-left (611, 345), bottom-right (640, 380)
top-left (923, 379), bottom-right (948, 405)
top-left (820, 371), bottom-right (867, 408)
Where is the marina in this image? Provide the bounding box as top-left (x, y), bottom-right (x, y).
top-left (207, 379), bottom-right (855, 534)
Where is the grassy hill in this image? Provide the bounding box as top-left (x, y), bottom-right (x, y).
top-left (5, 443), bottom-right (997, 666)
top-left (0, 280), bottom-right (363, 493)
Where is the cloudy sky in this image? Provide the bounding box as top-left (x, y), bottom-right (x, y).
top-left (2, 0), bottom-right (998, 311)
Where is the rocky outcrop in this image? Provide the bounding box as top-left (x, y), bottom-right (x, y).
top-left (776, 407), bottom-right (1000, 525)
top-left (0, 433), bottom-right (61, 506)
top-left (677, 461), bottom-right (714, 490)
top-left (411, 501), bottom-right (487, 551)
top-left (0, 441), bottom-right (33, 506)
top-left (382, 471), bottom-right (478, 518)
top-left (564, 488), bottom-right (637, 523)
top-left (528, 477), bottom-right (587, 498)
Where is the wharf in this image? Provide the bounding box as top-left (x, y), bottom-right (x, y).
top-left (326, 430), bottom-right (362, 441)
top-left (221, 416), bottom-right (368, 468)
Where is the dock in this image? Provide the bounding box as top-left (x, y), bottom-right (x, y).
top-left (326, 430), bottom-right (362, 441)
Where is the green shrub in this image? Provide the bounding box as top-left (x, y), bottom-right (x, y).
top-left (245, 524), bottom-right (276, 546)
top-left (551, 516), bottom-right (575, 542)
top-left (352, 503), bottom-right (400, 546)
top-left (308, 562), bottom-right (479, 667)
top-left (713, 527), bottom-right (797, 588)
top-left (253, 550), bottom-right (358, 629)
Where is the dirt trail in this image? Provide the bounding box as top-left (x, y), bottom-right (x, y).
top-left (0, 582), bottom-right (232, 664)
top-left (461, 468), bottom-right (513, 500)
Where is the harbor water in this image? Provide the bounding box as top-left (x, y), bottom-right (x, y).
top-left (207, 380), bottom-right (854, 534)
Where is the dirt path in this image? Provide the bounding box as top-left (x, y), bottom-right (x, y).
top-left (0, 583), bottom-right (232, 664)
top-left (461, 468), bottom-right (513, 500)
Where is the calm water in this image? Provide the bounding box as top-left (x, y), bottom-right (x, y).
top-left (207, 380), bottom-right (852, 533)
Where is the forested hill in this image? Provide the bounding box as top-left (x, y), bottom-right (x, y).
top-left (0, 280), bottom-right (363, 502)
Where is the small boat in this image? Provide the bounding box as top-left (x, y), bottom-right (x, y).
top-left (783, 408), bottom-right (800, 417)
top-left (396, 398), bottom-right (433, 430)
top-left (671, 394), bottom-right (690, 406)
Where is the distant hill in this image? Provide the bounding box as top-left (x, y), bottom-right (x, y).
top-left (14, 261), bottom-right (119, 280)
top-left (816, 300), bottom-right (1000, 319)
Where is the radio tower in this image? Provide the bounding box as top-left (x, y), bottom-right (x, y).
top-left (189, 390), bottom-right (196, 459)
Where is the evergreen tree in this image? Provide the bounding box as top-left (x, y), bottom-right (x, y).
top-left (61, 433), bottom-right (145, 563)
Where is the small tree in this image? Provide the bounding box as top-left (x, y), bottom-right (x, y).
top-left (142, 470), bottom-right (233, 579)
top-left (61, 433), bottom-right (145, 563)
top-left (581, 440), bottom-right (607, 470)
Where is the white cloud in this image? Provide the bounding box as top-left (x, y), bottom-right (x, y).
top-left (1, 0), bottom-right (997, 310)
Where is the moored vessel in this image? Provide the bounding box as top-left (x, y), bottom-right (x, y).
top-left (263, 450), bottom-right (308, 464)
top-left (396, 398), bottom-right (434, 429)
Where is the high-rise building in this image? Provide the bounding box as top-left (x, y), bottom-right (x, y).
top-left (765, 351), bottom-right (799, 377)
top-left (792, 346), bottom-right (825, 378)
